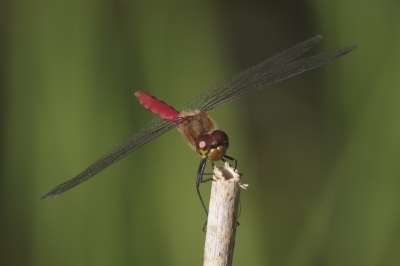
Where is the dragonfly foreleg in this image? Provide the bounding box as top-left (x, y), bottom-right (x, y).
top-left (222, 154), bottom-right (237, 170)
top-left (196, 158), bottom-right (210, 218)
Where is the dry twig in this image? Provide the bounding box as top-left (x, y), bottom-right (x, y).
top-left (203, 162), bottom-right (248, 266)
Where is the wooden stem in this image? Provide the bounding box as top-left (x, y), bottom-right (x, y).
top-left (203, 162), bottom-right (248, 266)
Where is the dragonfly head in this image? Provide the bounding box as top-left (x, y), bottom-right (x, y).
top-left (195, 130), bottom-right (229, 161)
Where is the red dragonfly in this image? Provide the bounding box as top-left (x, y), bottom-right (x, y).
top-left (40, 35), bottom-right (356, 201)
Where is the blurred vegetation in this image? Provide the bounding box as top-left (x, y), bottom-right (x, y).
top-left (1, 0), bottom-right (399, 265)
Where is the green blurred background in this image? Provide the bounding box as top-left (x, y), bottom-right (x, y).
top-left (1, 0), bottom-right (399, 265)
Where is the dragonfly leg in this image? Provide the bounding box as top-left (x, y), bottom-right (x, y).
top-left (197, 159), bottom-right (219, 232)
top-left (196, 158), bottom-right (209, 218)
top-left (222, 154), bottom-right (237, 170)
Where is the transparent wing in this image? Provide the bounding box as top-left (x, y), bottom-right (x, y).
top-left (182, 35), bottom-right (356, 112)
top-left (39, 117), bottom-right (182, 200)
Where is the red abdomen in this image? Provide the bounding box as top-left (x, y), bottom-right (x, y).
top-left (135, 91), bottom-right (180, 120)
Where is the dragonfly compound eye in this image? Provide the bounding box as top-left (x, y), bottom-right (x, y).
top-left (195, 130), bottom-right (230, 161)
top-left (211, 130), bottom-right (229, 150)
top-left (195, 134), bottom-right (213, 158)
top-left (207, 130), bottom-right (229, 161)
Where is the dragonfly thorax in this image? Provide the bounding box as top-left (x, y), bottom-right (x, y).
top-left (177, 110), bottom-right (217, 148)
top-left (195, 130), bottom-right (229, 161)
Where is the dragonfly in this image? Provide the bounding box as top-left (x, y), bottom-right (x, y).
top-left (39, 35), bottom-right (357, 205)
